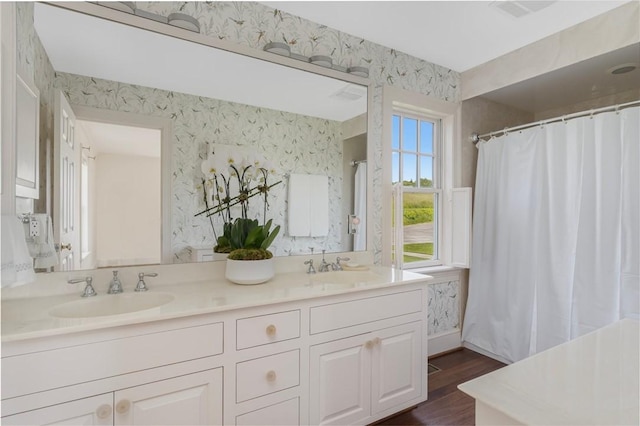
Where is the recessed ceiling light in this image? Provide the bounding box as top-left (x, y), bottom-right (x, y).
top-left (263, 42), bottom-right (291, 57)
top-left (167, 13), bottom-right (200, 33)
top-left (309, 55), bottom-right (333, 68)
top-left (347, 66), bottom-right (369, 78)
top-left (607, 63), bottom-right (638, 75)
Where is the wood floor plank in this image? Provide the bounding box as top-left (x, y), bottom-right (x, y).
top-left (376, 348), bottom-right (506, 426)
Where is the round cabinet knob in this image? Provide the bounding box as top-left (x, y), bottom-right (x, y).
top-left (60, 243), bottom-right (72, 251)
top-left (115, 399), bottom-right (131, 414)
top-left (266, 370), bottom-right (277, 382)
top-left (96, 404), bottom-right (112, 420)
top-left (365, 340), bottom-right (374, 349)
top-left (373, 337), bottom-right (381, 346)
top-left (266, 324), bottom-right (277, 337)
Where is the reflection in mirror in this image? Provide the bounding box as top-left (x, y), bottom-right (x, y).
top-left (76, 120), bottom-right (162, 270)
top-left (25, 2), bottom-right (368, 271)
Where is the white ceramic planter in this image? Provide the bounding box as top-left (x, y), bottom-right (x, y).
top-left (225, 258), bottom-right (274, 285)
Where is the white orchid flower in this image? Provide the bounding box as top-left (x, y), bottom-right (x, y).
top-left (200, 156), bottom-right (217, 177)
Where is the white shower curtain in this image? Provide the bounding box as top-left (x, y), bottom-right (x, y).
top-left (462, 107), bottom-right (640, 363)
top-left (353, 162), bottom-right (367, 251)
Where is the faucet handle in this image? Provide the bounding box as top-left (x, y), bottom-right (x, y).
top-left (68, 276), bottom-right (97, 297)
top-left (304, 259), bottom-right (316, 274)
top-left (135, 272), bottom-right (158, 292)
top-left (108, 270), bottom-right (123, 294)
top-left (331, 256), bottom-right (351, 271)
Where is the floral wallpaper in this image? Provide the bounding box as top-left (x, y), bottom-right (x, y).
top-left (55, 72), bottom-right (347, 262)
top-left (427, 280), bottom-right (460, 335)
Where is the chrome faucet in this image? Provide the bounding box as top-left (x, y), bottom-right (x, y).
top-left (135, 272), bottom-right (158, 292)
top-left (318, 250), bottom-right (330, 273)
top-left (304, 259), bottom-right (316, 274)
top-left (68, 276), bottom-right (97, 297)
top-left (332, 256), bottom-right (350, 271)
top-left (107, 270), bottom-right (123, 294)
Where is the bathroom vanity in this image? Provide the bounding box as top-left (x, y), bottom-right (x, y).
top-left (1, 265), bottom-right (432, 425)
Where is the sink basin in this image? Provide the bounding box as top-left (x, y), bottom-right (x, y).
top-left (309, 270), bottom-right (383, 285)
top-left (49, 292), bottom-right (175, 318)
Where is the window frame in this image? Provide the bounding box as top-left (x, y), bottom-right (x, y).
top-left (392, 109), bottom-right (443, 268)
top-left (382, 85), bottom-right (462, 270)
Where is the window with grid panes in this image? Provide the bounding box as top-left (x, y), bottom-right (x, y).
top-left (391, 111), bottom-right (441, 267)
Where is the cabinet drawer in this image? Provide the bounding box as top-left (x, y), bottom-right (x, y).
top-left (2, 393), bottom-right (113, 426)
top-left (2, 322), bottom-right (223, 399)
top-left (237, 310), bottom-right (300, 350)
top-left (236, 397), bottom-right (299, 426)
top-left (236, 350), bottom-right (299, 402)
top-left (309, 290), bottom-right (422, 334)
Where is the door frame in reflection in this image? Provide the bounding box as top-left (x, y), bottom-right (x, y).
top-left (72, 105), bottom-right (172, 270)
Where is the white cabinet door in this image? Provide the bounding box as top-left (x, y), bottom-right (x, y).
top-left (114, 368), bottom-right (222, 425)
top-left (2, 393), bottom-right (113, 426)
top-left (310, 334), bottom-right (371, 426)
top-left (310, 322), bottom-right (424, 425)
top-left (371, 321), bottom-right (422, 414)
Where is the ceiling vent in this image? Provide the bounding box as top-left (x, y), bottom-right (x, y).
top-left (491, 1), bottom-right (556, 18)
top-left (330, 84), bottom-right (367, 102)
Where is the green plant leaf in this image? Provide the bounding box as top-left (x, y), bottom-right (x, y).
top-left (261, 224), bottom-right (280, 249)
top-left (245, 226), bottom-right (264, 249)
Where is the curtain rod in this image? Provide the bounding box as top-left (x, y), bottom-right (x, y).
top-left (471, 100), bottom-right (640, 145)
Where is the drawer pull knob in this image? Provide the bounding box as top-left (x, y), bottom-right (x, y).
top-left (116, 399), bottom-right (131, 414)
top-left (266, 370), bottom-right (277, 382)
top-left (365, 340), bottom-right (374, 349)
top-left (373, 337), bottom-right (381, 345)
top-left (266, 324), bottom-right (277, 337)
top-left (96, 404), bottom-right (112, 419)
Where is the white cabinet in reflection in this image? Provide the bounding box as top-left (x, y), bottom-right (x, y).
top-left (15, 71), bottom-right (40, 199)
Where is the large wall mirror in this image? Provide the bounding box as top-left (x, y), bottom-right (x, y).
top-left (25, 2), bottom-right (369, 272)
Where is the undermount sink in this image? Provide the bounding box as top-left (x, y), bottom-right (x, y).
top-left (309, 270), bottom-right (383, 285)
top-left (49, 292), bottom-right (175, 319)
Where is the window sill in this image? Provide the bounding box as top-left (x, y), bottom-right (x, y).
top-left (404, 265), bottom-right (462, 275)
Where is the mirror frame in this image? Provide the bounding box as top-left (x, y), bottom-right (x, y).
top-left (48, 1), bottom-right (374, 261)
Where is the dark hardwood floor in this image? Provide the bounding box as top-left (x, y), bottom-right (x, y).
top-left (379, 348), bottom-right (506, 426)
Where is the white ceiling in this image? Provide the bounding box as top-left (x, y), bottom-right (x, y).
top-left (77, 121), bottom-right (161, 158)
top-left (260, 1), bottom-right (631, 73)
top-left (481, 43), bottom-right (640, 113)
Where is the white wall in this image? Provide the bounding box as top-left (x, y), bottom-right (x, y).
top-left (95, 153), bottom-right (160, 267)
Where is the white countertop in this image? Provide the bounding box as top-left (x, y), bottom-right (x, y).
top-left (458, 319), bottom-right (640, 425)
top-left (1, 266), bottom-right (430, 342)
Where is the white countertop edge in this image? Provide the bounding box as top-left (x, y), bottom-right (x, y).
top-left (2, 268), bottom-right (433, 343)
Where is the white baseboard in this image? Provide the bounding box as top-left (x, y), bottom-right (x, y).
top-left (428, 329), bottom-right (461, 356)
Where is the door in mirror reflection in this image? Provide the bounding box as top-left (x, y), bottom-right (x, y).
top-left (53, 91), bottom-right (79, 271)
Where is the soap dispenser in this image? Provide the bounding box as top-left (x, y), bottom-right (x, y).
top-left (107, 270), bottom-right (124, 294)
